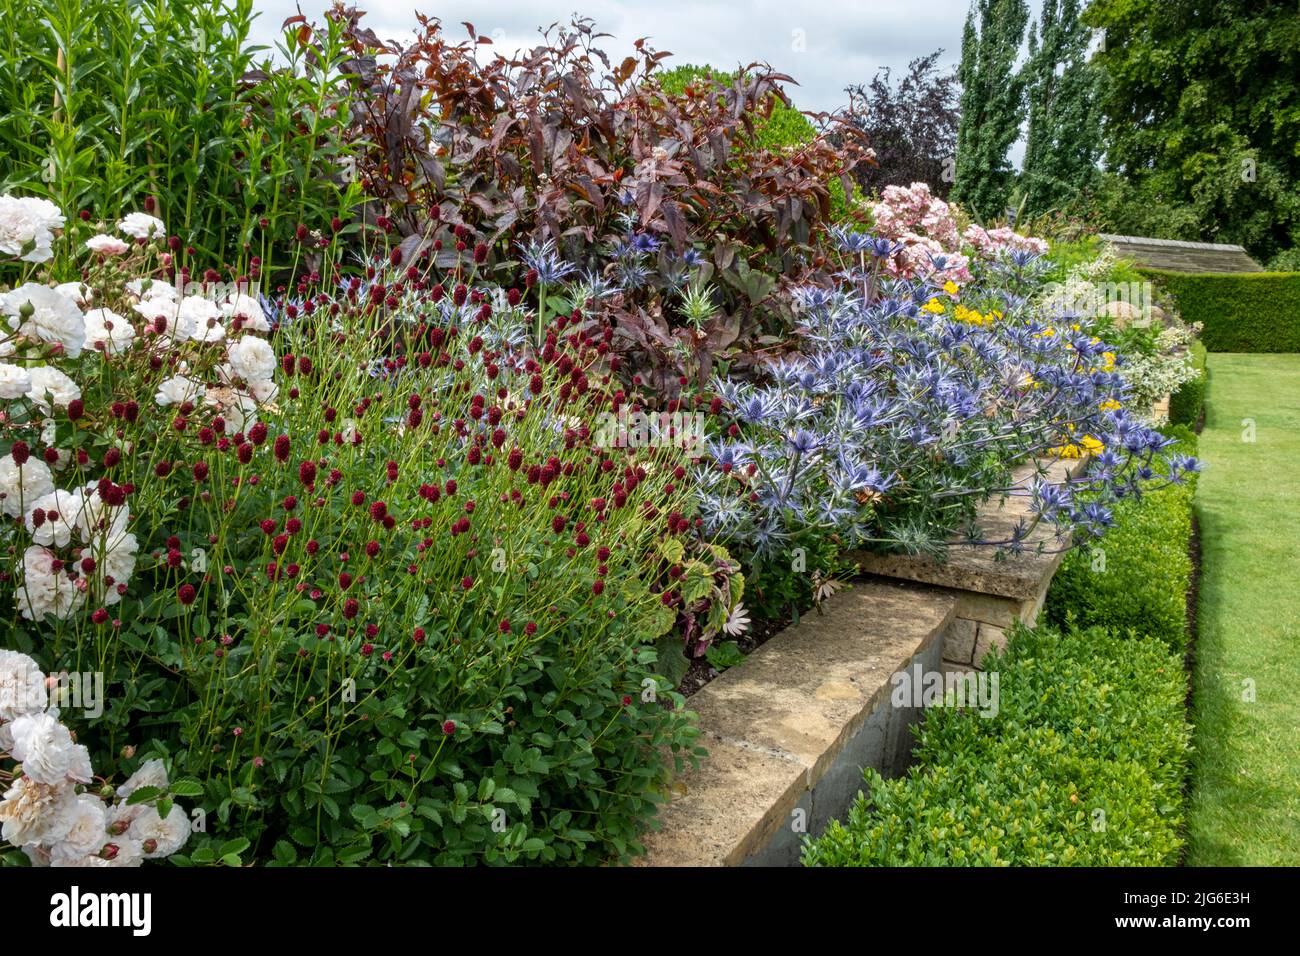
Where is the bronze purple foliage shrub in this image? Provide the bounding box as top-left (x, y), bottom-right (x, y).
top-left (323, 4), bottom-right (873, 403)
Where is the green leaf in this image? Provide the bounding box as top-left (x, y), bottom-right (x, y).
top-left (337, 843), bottom-right (373, 864)
top-left (190, 847), bottom-right (216, 865)
top-left (219, 838), bottom-right (250, 858)
top-left (169, 779), bottom-right (204, 798)
top-left (652, 635), bottom-right (691, 686)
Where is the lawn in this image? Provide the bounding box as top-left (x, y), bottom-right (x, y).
top-left (1188, 353), bottom-right (1300, 864)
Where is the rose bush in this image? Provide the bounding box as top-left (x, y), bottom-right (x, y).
top-left (1, 648), bottom-right (193, 868)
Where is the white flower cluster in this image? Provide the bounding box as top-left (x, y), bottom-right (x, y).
top-left (0, 195), bottom-right (64, 264)
top-left (0, 650), bottom-right (189, 866)
top-left (0, 198), bottom-right (278, 621)
top-left (129, 278), bottom-right (271, 346)
top-left (116, 212), bottom-right (166, 241)
top-left (2, 283), bottom-right (86, 357)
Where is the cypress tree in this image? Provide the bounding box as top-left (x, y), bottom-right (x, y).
top-left (951, 0), bottom-right (1029, 220)
top-left (1022, 0), bottom-right (1102, 216)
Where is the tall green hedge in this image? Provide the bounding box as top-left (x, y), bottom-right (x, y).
top-left (1142, 269), bottom-right (1300, 353)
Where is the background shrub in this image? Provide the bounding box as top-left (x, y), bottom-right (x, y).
top-left (802, 625), bottom-right (1191, 866)
top-left (1045, 429), bottom-right (1197, 652)
top-left (1268, 248), bottom-right (1300, 272)
top-left (0, 0), bottom-right (360, 275)
top-left (1141, 269), bottom-right (1300, 353)
top-left (329, 10), bottom-right (872, 403)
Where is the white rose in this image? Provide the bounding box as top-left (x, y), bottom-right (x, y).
top-left (116, 212), bottom-right (165, 240)
top-left (154, 374), bottom-right (204, 407)
top-left (0, 775), bottom-right (79, 846)
top-left (7, 710), bottom-right (77, 785)
top-left (24, 487), bottom-right (79, 547)
top-left (131, 294), bottom-right (193, 342)
top-left (84, 234), bottom-right (130, 257)
top-left (69, 483), bottom-right (127, 543)
top-left (226, 335), bottom-right (276, 383)
top-left (51, 836), bottom-right (143, 867)
top-left (105, 799), bottom-right (145, 830)
top-left (222, 293), bottom-right (270, 332)
top-left (82, 308), bottom-right (135, 356)
top-left (23, 843), bottom-right (52, 866)
top-left (15, 544), bottom-right (84, 621)
top-left (0, 195), bottom-right (63, 263)
top-left (247, 378), bottom-right (278, 405)
top-left (116, 757), bottom-right (169, 800)
top-left (0, 362), bottom-right (32, 399)
top-left (181, 295), bottom-right (225, 342)
top-left (26, 364), bottom-right (81, 414)
top-left (66, 744), bottom-right (93, 784)
top-left (53, 282), bottom-right (93, 307)
top-left (2, 284), bottom-right (85, 357)
top-left (204, 387), bottom-right (257, 434)
top-left (49, 794), bottom-right (108, 862)
top-left (0, 455), bottom-right (54, 518)
top-left (128, 804), bottom-right (190, 858)
top-left (126, 277), bottom-right (178, 301)
top-left (0, 648), bottom-right (47, 722)
top-left (97, 531), bottom-right (137, 604)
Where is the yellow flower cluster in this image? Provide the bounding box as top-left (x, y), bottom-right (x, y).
top-left (922, 294), bottom-right (1002, 326)
top-left (1049, 433), bottom-right (1105, 459)
top-left (953, 303), bottom-right (1001, 326)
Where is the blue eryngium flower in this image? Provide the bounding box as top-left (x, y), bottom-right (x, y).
top-left (519, 237), bottom-right (575, 283)
top-left (696, 231), bottom-right (1183, 557)
top-left (629, 232), bottom-right (660, 254)
top-left (787, 429), bottom-right (820, 455)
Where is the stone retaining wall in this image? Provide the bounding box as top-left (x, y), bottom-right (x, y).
top-left (638, 456), bottom-right (1084, 866)
top-left (636, 580), bottom-right (954, 866)
top-left (850, 456), bottom-right (1088, 673)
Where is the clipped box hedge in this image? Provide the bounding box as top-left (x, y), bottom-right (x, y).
top-left (1046, 428), bottom-right (1198, 652)
top-left (801, 625), bottom-right (1191, 866)
top-left (1142, 269), bottom-right (1300, 353)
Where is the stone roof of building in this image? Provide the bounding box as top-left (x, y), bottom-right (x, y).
top-left (1098, 234), bottom-right (1264, 273)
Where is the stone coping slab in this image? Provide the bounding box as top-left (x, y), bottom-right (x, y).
top-left (843, 456), bottom-right (1087, 601)
top-left (637, 579), bottom-right (955, 866)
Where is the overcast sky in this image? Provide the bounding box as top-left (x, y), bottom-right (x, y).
top-left (252, 1), bottom-right (1045, 157)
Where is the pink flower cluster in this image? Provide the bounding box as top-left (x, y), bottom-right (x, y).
top-left (963, 224), bottom-right (1050, 258)
top-left (869, 183), bottom-right (971, 284)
